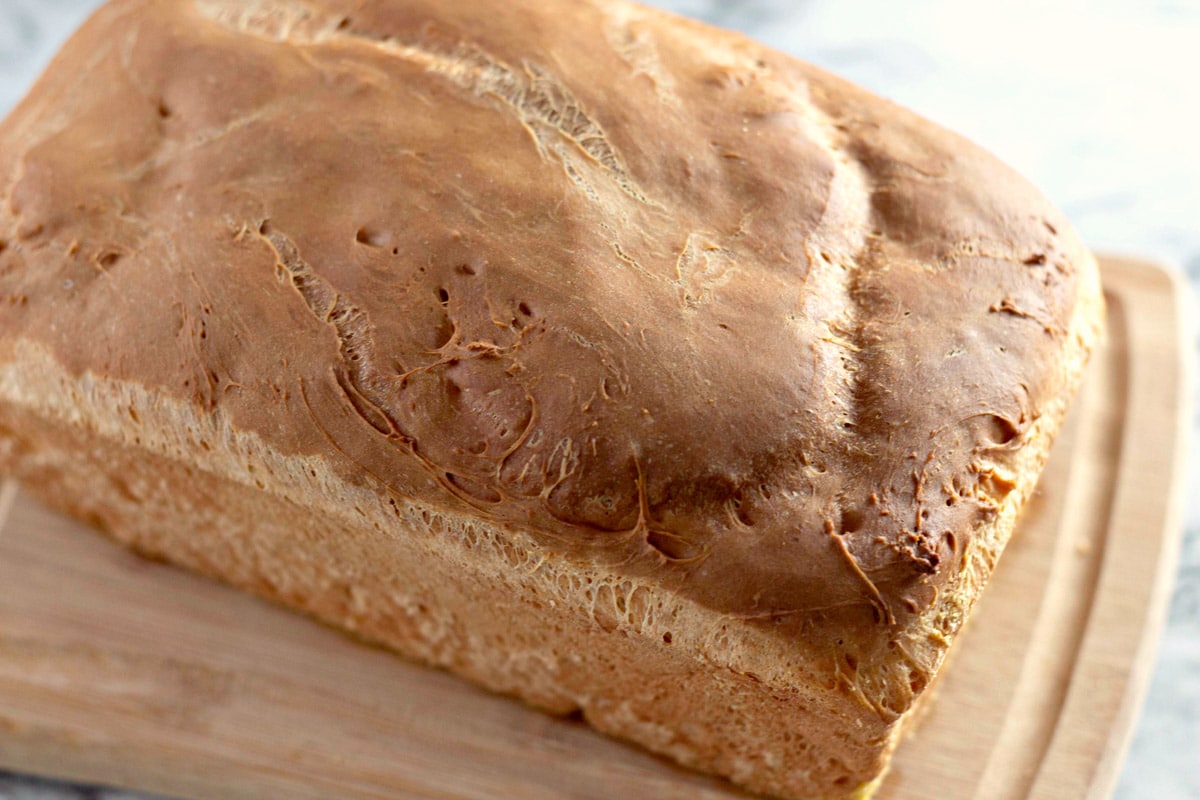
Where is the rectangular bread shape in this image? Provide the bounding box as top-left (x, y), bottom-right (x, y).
top-left (0, 0), bottom-right (1104, 797)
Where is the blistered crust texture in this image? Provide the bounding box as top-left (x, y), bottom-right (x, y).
top-left (0, 0), bottom-right (1103, 797)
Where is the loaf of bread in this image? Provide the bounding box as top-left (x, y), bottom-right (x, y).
top-left (0, 0), bottom-right (1103, 797)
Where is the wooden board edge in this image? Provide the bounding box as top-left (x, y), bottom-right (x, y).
top-left (1090, 257), bottom-right (1195, 797)
top-left (1031, 255), bottom-right (1193, 799)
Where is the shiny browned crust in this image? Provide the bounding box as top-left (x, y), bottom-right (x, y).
top-left (0, 0), bottom-right (1103, 797)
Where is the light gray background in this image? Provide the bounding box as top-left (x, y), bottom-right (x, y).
top-left (0, 1), bottom-right (1196, 798)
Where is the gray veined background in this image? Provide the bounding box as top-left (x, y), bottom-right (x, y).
top-left (0, 0), bottom-right (1197, 798)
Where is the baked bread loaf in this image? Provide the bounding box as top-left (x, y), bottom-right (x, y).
top-left (0, 0), bottom-right (1103, 797)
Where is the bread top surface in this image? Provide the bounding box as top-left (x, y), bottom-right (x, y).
top-left (0, 0), bottom-right (1099, 663)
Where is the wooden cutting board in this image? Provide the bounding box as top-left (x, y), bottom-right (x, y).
top-left (0, 256), bottom-right (1189, 800)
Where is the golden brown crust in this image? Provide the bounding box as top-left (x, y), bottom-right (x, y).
top-left (0, 0), bottom-right (1104, 796)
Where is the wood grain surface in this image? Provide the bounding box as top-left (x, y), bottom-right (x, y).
top-left (0, 256), bottom-right (1189, 800)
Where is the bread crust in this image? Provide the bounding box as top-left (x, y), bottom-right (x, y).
top-left (0, 0), bottom-right (1103, 796)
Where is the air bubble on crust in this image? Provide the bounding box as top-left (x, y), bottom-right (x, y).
top-left (355, 226), bottom-right (388, 248)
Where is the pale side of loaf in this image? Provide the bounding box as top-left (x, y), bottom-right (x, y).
top-left (0, 0), bottom-right (1103, 797)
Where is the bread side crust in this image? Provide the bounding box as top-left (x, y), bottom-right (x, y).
top-left (0, 340), bottom-right (889, 798)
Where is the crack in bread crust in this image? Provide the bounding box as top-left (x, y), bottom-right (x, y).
top-left (195, 0), bottom-right (656, 205)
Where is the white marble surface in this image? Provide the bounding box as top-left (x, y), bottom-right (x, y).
top-left (0, 1), bottom-right (1196, 798)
